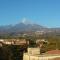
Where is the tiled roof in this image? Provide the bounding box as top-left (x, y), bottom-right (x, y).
top-left (46, 50), bottom-right (60, 54)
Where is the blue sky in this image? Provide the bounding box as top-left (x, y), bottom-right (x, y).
top-left (0, 0), bottom-right (60, 28)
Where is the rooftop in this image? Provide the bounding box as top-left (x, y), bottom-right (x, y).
top-left (46, 50), bottom-right (60, 54)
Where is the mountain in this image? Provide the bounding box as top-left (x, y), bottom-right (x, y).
top-left (0, 22), bottom-right (60, 37)
top-left (0, 23), bottom-right (47, 35)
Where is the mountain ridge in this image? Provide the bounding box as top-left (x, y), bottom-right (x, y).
top-left (0, 22), bottom-right (60, 36)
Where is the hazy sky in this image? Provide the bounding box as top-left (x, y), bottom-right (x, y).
top-left (0, 0), bottom-right (60, 27)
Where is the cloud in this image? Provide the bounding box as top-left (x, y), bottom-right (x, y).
top-left (22, 18), bottom-right (27, 23)
top-left (21, 18), bottom-right (32, 24)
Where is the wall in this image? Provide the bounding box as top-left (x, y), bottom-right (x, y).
top-left (23, 53), bottom-right (60, 60)
top-left (28, 48), bottom-right (40, 55)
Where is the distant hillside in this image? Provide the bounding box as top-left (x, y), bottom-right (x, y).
top-left (0, 22), bottom-right (60, 37)
top-left (0, 23), bottom-right (47, 34)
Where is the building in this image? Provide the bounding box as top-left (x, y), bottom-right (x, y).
top-left (0, 39), bottom-right (29, 45)
top-left (23, 48), bottom-right (60, 60)
top-left (35, 31), bottom-right (45, 35)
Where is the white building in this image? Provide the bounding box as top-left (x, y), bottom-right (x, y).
top-left (23, 48), bottom-right (60, 60)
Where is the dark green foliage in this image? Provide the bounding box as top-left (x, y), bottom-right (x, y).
top-left (0, 46), bottom-right (11, 60)
top-left (0, 45), bottom-right (27, 60)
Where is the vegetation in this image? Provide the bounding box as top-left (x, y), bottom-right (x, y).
top-left (0, 45), bottom-right (27, 60)
top-left (0, 33), bottom-right (60, 60)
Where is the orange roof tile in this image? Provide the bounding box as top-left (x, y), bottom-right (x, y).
top-left (46, 50), bottom-right (60, 54)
